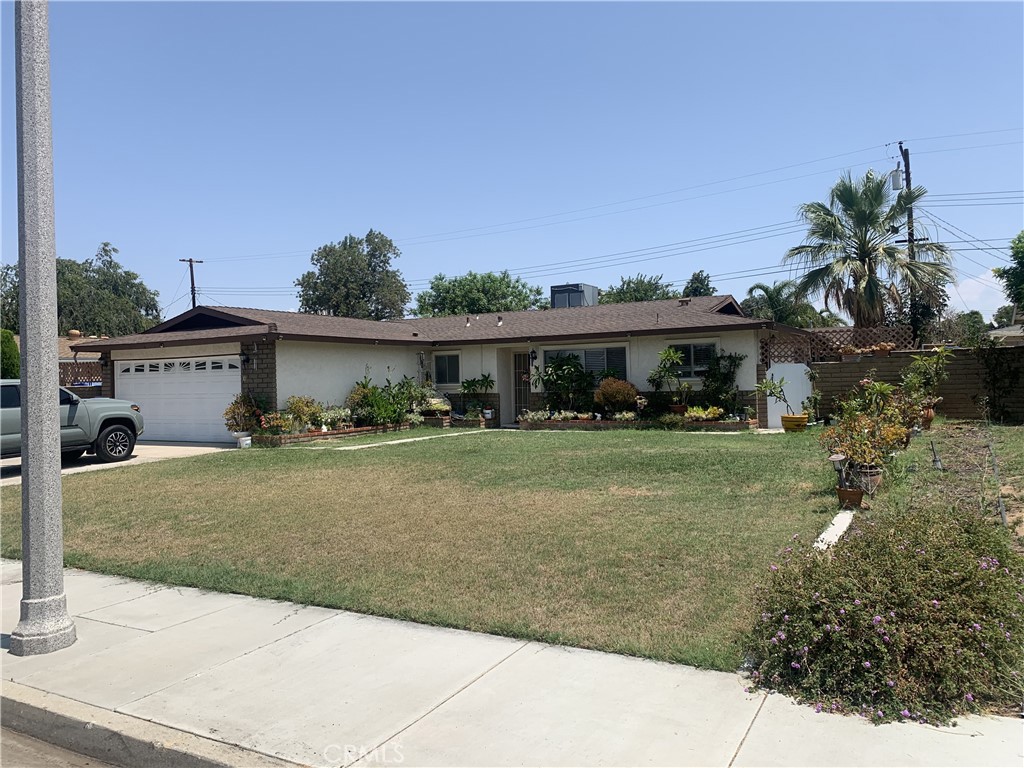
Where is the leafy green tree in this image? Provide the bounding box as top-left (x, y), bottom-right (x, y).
top-left (1, 329), bottom-right (19, 378)
top-left (413, 271), bottom-right (545, 317)
top-left (1, 265), bottom-right (17, 332)
top-left (992, 305), bottom-right (1017, 328)
top-left (784, 170), bottom-right (953, 330)
top-left (296, 230), bottom-right (410, 320)
top-left (925, 309), bottom-right (987, 347)
top-left (741, 280), bottom-right (822, 327)
top-left (681, 270), bottom-right (715, 297)
top-left (993, 231), bottom-right (1024, 309)
top-left (1, 243), bottom-right (160, 335)
top-left (599, 273), bottom-right (680, 304)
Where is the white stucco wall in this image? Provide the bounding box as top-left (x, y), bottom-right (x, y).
top-left (276, 341), bottom-right (420, 408)
top-left (534, 330), bottom-right (760, 393)
top-left (429, 345), bottom-right (499, 396)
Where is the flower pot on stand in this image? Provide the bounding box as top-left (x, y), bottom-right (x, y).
top-left (836, 486), bottom-right (864, 510)
top-left (669, 404), bottom-right (688, 415)
top-left (780, 414), bottom-right (809, 433)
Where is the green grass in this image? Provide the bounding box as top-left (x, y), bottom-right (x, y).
top-left (277, 425), bottom-right (457, 448)
top-left (1, 429), bottom-right (838, 670)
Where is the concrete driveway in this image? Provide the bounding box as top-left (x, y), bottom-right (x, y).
top-left (0, 441), bottom-right (232, 487)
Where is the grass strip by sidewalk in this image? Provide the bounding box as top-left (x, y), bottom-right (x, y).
top-left (1, 429), bottom-right (837, 670)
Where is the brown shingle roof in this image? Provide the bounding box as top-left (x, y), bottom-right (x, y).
top-left (12, 335), bottom-right (102, 360)
top-left (72, 295), bottom-right (805, 352)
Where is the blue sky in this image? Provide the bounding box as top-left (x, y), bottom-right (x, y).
top-left (2, 1), bottom-right (1022, 322)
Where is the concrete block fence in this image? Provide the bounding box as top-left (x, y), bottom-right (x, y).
top-left (808, 347), bottom-right (1024, 422)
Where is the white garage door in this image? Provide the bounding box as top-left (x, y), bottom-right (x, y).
top-left (115, 356), bottom-right (242, 443)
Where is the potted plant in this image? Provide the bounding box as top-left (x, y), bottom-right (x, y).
top-left (819, 412), bottom-right (905, 495)
top-left (900, 347), bottom-right (953, 430)
top-left (755, 377), bottom-right (807, 432)
top-left (223, 393), bottom-right (264, 438)
top-left (647, 348), bottom-right (693, 414)
top-left (839, 344), bottom-right (861, 362)
top-left (874, 341), bottom-right (896, 358)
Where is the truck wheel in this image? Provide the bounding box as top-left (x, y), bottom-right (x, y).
top-left (61, 448), bottom-right (86, 463)
top-left (95, 425), bottom-right (135, 462)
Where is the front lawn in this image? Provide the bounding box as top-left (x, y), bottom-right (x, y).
top-left (0, 430), bottom-right (835, 670)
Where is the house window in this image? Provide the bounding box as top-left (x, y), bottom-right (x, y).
top-left (669, 343), bottom-right (717, 378)
top-left (434, 353), bottom-right (460, 385)
top-left (543, 347), bottom-right (627, 381)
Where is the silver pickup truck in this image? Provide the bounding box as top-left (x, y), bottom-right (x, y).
top-left (0, 379), bottom-right (145, 462)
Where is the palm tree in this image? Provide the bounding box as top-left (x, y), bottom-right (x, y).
top-left (784, 171), bottom-right (953, 328)
top-left (742, 280), bottom-right (821, 327)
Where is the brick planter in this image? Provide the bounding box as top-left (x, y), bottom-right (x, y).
top-left (422, 415), bottom-right (451, 429)
top-left (518, 419), bottom-right (756, 432)
top-left (252, 423), bottom-right (410, 447)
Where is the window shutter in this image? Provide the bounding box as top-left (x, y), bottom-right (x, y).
top-left (605, 347), bottom-right (627, 379)
top-left (583, 349), bottom-right (607, 375)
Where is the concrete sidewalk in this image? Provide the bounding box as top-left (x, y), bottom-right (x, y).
top-left (2, 561), bottom-right (1020, 768)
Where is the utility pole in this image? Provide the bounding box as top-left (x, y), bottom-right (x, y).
top-left (898, 141), bottom-right (932, 347)
top-left (12, 0), bottom-right (77, 656)
top-left (179, 258), bottom-right (203, 309)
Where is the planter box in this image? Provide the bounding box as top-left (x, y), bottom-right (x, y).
top-left (450, 417), bottom-right (486, 429)
top-left (519, 419), bottom-right (756, 432)
top-left (422, 415), bottom-right (451, 429)
top-left (252, 423), bottom-right (410, 447)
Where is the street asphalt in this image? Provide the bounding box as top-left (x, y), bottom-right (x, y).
top-left (2, 560), bottom-right (1021, 767)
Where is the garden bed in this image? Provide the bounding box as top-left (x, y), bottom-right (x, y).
top-left (252, 423), bottom-right (410, 446)
top-left (518, 419), bottom-right (755, 432)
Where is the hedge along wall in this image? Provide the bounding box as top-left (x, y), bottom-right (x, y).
top-left (809, 347), bottom-right (1024, 423)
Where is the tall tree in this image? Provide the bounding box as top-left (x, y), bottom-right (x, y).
top-left (925, 309), bottom-right (987, 347)
top-left (993, 231), bottom-right (1024, 310)
top-left (784, 170), bottom-right (953, 328)
top-left (413, 271), bottom-right (545, 317)
top-left (1, 329), bottom-right (19, 378)
top-left (741, 280), bottom-right (823, 327)
top-left (599, 273), bottom-right (680, 304)
top-left (1, 242), bottom-right (160, 335)
top-left (296, 230), bottom-right (410, 321)
top-left (681, 270), bottom-right (715, 297)
top-left (992, 305), bottom-right (1017, 328)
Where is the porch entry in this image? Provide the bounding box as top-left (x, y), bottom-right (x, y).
top-left (513, 352), bottom-right (531, 419)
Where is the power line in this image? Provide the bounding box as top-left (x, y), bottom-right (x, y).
top-left (903, 127), bottom-right (1023, 143)
top-left (919, 211), bottom-right (1012, 263)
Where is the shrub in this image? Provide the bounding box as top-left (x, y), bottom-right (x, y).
top-left (747, 507), bottom-right (1024, 725)
top-left (321, 406), bottom-right (351, 429)
top-left (594, 377), bottom-right (639, 414)
top-left (406, 412), bottom-right (425, 427)
top-left (223, 393), bottom-right (266, 433)
top-left (255, 410), bottom-right (294, 435)
top-left (0, 329), bottom-right (19, 378)
top-left (532, 354), bottom-right (594, 411)
top-left (284, 395), bottom-right (323, 428)
top-left (686, 405), bottom-right (724, 422)
top-left (612, 411), bottom-right (636, 421)
top-left (550, 410), bottom-right (578, 421)
top-left (519, 410), bottom-right (550, 423)
top-left (658, 413), bottom-right (687, 430)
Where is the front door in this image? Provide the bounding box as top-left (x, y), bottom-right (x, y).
top-left (513, 353), bottom-right (531, 419)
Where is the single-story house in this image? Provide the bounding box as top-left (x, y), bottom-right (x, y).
top-left (73, 295), bottom-right (807, 442)
top-left (13, 330), bottom-right (103, 387)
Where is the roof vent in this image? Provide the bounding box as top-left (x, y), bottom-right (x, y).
top-left (412, 331), bottom-right (419, 337)
top-left (678, 298), bottom-right (691, 307)
top-left (465, 316), bottom-right (471, 327)
top-left (497, 316), bottom-right (503, 327)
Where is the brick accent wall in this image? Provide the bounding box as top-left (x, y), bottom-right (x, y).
top-left (100, 353), bottom-right (113, 397)
top-left (242, 339), bottom-right (278, 408)
top-left (809, 347), bottom-right (1024, 422)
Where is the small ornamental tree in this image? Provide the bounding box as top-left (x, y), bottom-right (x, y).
top-left (1, 329), bottom-right (19, 378)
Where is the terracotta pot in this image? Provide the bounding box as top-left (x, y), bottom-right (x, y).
top-left (920, 407), bottom-right (935, 430)
top-left (875, 348), bottom-right (891, 358)
top-left (780, 414), bottom-right (809, 432)
top-left (836, 486), bottom-right (865, 510)
top-left (669, 404), bottom-right (688, 415)
top-left (856, 467), bottom-right (884, 495)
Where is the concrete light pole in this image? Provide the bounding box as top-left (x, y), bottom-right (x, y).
top-left (11, 0), bottom-right (76, 656)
